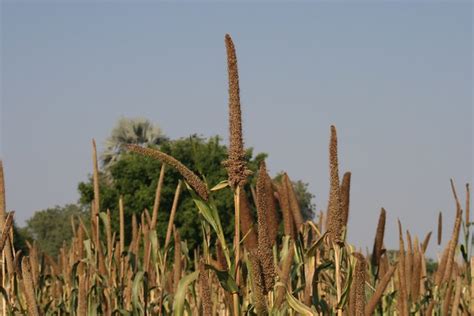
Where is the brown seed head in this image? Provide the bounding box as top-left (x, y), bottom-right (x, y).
top-left (352, 253), bottom-right (367, 316)
top-left (256, 161), bottom-right (275, 293)
top-left (285, 173), bottom-right (304, 230)
top-left (216, 240), bottom-right (228, 271)
top-left (397, 220), bottom-right (408, 315)
top-left (249, 250), bottom-right (268, 314)
top-left (421, 231), bottom-right (432, 253)
top-left (173, 228), bottom-right (182, 293)
top-left (340, 171), bottom-right (352, 227)
top-left (276, 179), bottom-right (294, 238)
top-left (239, 187), bottom-right (258, 250)
top-left (326, 125), bottom-right (344, 244)
top-left (0, 161), bottom-right (14, 276)
top-left (0, 160), bottom-right (6, 217)
top-left (127, 144), bottom-right (209, 201)
top-left (441, 205), bottom-right (462, 284)
top-left (198, 259), bottom-right (212, 316)
top-left (437, 211), bottom-right (442, 245)
top-left (77, 272), bottom-right (88, 316)
top-left (21, 256), bottom-right (40, 316)
top-left (371, 208), bottom-right (386, 271)
top-left (436, 181), bottom-right (463, 285)
top-left (0, 212), bottom-right (14, 254)
top-left (466, 183), bottom-right (470, 225)
top-left (222, 34), bottom-right (252, 188)
top-left (263, 171), bottom-right (279, 245)
top-left (411, 238), bottom-right (422, 300)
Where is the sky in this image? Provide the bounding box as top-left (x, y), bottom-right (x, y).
top-left (1, 2), bottom-right (472, 257)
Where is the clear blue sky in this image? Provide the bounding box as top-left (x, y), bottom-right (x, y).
top-left (1, 2), bottom-right (472, 256)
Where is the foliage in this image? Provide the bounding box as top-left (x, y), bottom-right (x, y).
top-left (101, 117), bottom-right (167, 170)
top-left (78, 135), bottom-right (266, 250)
top-left (21, 204), bottom-right (86, 257)
top-left (425, 258), bottom-right (438, 275)
top-left (12, 221), bottom-right (31, 254)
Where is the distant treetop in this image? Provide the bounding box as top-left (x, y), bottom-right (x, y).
top-left (101, 117), bottom-right (167, 169)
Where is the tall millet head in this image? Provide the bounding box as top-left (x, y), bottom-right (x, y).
top-left (326, 125), bottom-right (344, 244)
top-left (222, 34), bottom-right (251, 189)
top-left (256, 161), bottom-right (276, 293)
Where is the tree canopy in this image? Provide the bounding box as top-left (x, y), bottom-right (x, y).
top-left (78, 135), bottom-right (268, 250)
top-left (101, 117), bottom-right (167, 170)
top-left (21, 204), bottom-right (86, 257)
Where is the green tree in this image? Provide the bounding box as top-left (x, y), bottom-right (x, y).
top-left (101, 117), bottom-right (167, 170)
top-left (79, 135), bottom-right (266, 250)
top-left (22, 204), bottom-right (86, 257)
top-left (13, 221), bottom-right (31, 254)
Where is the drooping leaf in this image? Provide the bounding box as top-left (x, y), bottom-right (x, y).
top-left (173, 271), bottom-right (199, 316)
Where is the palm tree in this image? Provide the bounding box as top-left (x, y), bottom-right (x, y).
top-left (101, 117), bottom-right (167, 169)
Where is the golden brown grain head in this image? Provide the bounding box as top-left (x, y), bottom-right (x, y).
top-left (91, 140), bottom-right (101, 255)
top-left (340, 171), bottom-right (352, 227)
top-left (411, 237), bottom-right (422, 301)
top-left (248, 250), bottom-right (268, 314)
top-left (216, 240), bottom-right (228, 271)
top-left (198, 259), bottom-right (212, 316)
top-left (92, 139), bottom-right (100, 215)
top-left (239, 187), bottom-right (258, 250)
top-left (21, 256), bottom-right (40, 316)
top-left (450, 179), bottom-right (462, 211)
top-left (165, 181), bottom-right (182, 249)
top-left (222, 34), bottom-right (252, 189)
top-left (77, 271), bottom-right (88, 316)
top-left (441, 203), bottom-right (462, 284)
top-left (173, 227), bottom-right (182, 293)
top-left (224, 34), bottom-right (242, 157)
top-left (277, 177), bottom-right (295, 238)
top-left (0, 211), bottom-right (14, 254)
top-left (127, 144), bottom-right (209, 201)
top-left (436, 182), bottom-right (463, 285)
top-left (318, 210), bottom-right (324, 232)
top-left (285, 173), bottom-right (304, 230)
top-left (0, 160), bottom-right (14, 277)
top-left (397, 220), bottom-right (408, 316)
top-left (119, 196), bottom-right (125, 255)
top-left (371, 208), bottom-right (386, 271)
top-left (465, 183), bottom-right (470, 226)
top-left (437, 211), bottom-right (443, 245)
top-left (131, 212), bottom-right (137, 245)
top-left (353, 253), bottom-right (367, 316)
top-left (256, 161), bottom-right (276, 293)
top-left (151, 164), bottom-right (166, 229)
top-left (28, 242), bottom-right (39, 289)
top-left (326, 125), bottom-right (344, 244)
top-left (405, 230), bottom-right (413, 299)
top-left (421, 231), bottom-right (432, 254)
top-left (263, 168), bottom-right (279, 245)
top-left (0, 160), bottom-right (6, 216)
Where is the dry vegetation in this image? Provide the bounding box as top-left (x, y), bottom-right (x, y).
top-left (0, 34), bottom-right (472, 315)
